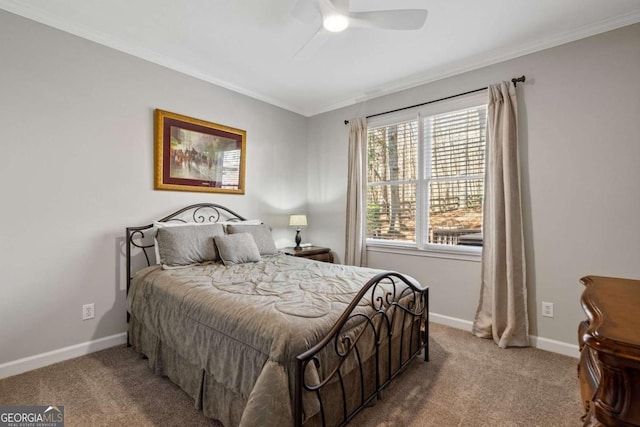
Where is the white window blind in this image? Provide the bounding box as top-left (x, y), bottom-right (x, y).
top-left (366, 94), bottom-right (487, 250)
top-left (426, 106), bottom-right (486, 245)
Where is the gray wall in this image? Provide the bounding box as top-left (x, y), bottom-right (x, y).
top-left (0, 10), bottom-right (307, 364)
top-left (307, 23), bottom-right (640, 345)
top-left (1, 8), bottom-right (638, 366)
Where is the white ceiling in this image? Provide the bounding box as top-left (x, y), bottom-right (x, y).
top-left (2, 0), bottom-right (640, 116)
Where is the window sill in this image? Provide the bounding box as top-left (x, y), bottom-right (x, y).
top-left (366, 242), bottom-right (482, 262)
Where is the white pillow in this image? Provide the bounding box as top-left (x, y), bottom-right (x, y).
top-left (218, 219), bottom-right (262, 226)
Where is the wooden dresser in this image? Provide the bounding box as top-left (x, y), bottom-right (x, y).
top-left (578, 276), bottom-right (640, 426)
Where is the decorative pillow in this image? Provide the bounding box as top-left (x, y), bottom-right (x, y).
top-left (151, 220), bottom-right (258, 265)
top-left (213, 233), bottom-right (261, 266)
top-left (152, 221), bottom-right (189, 264)
top-left (156, 223), bottom-right (225, 267)
top-left (226, 223), bottom-right (278, 255)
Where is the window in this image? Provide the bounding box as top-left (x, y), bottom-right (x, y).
top-left (366, 93), bottom-right (487, 251)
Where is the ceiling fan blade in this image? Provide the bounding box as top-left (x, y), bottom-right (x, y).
top-left (293, 26), bottom-right (330, 60)
top-left (317, 0), bottom-right (340, 16)
top-left (349, 9), bottom-right (428, 30)
top-left (291, 0), bottom-right (320, 24)
top-left (328, 0), bottom-right (350, 14)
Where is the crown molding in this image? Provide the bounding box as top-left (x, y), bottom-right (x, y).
top-left (304, 10), bottom-right (640, 116)
top-left (0, 0), bottom-right (304, 115)
top-left (2, 0), bottom-right (639, 118)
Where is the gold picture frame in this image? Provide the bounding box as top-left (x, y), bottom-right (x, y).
top-left (154, 109), bottom-right (246, 194)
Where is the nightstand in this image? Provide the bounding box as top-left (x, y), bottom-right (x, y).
top-left (282, 246), bottom-right (334, 263)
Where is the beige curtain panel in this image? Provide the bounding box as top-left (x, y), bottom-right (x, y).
top-left (345, 117), bottom-right (367, 267)
top-left (472, 81), bottom-right (529, 348)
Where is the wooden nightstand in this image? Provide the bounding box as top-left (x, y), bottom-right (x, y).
top-left (282, 246), bottom-right (334, 263)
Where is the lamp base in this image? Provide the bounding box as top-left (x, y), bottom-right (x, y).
top-left (294, 229), bottom-right (301, 249)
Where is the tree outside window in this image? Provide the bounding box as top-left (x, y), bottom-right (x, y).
top-left (366, 101), bottom-right (487, 249)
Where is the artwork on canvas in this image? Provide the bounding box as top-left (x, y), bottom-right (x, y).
top-left (154, 109), bottom-right (246, 194)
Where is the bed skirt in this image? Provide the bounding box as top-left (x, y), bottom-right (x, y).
top-left (129, 312), bottom-right (418, 426)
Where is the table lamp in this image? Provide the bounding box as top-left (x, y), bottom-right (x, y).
top-left (288, 214), bottom-right (307, 249)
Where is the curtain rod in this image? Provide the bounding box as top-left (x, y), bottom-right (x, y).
top-left (344, 75), bottom-right (525, 125)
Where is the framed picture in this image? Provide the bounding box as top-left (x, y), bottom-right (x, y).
top-left (154, 109), bottom-right (246, 194)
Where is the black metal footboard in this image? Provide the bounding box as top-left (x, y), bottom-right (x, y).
top-left (294, 272), bottom-right (429, 427)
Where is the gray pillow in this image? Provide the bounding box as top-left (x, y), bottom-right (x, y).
top-left (226, 223), bottom-right (277, 255)
top-left (214, 233), bottom-right (261, 266)
top-left (156, 223), bottom-right (225, 267)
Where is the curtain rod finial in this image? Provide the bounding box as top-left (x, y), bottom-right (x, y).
top-left (512, 75), bottom-right (526, 87)
top-left (344, 120), bottom-right (350, 125)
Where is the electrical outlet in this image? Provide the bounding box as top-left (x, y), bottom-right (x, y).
top-left (542, 301), bottom-right (554, 318)
top-left (82, 303), bottom-right (95, 320)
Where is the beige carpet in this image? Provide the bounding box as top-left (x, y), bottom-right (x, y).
top-left (0, 323), bottom-right (582, 426)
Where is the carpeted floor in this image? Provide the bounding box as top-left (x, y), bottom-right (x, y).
top-left (0, 323), bottom-right (582, 426)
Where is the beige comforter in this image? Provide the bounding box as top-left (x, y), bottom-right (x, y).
top-left (127, 254), bottom-right (416, 426)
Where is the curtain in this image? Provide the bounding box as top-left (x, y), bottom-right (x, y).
top-left (345, 117), bottom-right (367, 266)
top-left (472, 81), bottom-right (529, 348)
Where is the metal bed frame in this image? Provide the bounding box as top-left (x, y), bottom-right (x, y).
top-left (126, 203), bottom-right (429, 426)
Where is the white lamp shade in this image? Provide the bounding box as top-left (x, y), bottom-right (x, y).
top-left (289, 214), bottom-right (308, 227)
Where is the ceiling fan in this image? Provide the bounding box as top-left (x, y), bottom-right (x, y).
top-left (292, 0), bottom-right (428, 57)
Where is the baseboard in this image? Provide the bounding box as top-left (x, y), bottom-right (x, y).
top-left (429, 312), bottom-right (473, 331)
top-left (0, 332), bottom-right (127, 380)
top-left (529, 335), bottom-right (580, 358)
top-left (0, 314), bottom-right (581, 379)
top-left (429, 312), bottom-right (579, 359)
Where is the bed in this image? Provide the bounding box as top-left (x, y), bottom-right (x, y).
top-left (126, 203), bottom-right (429, 426)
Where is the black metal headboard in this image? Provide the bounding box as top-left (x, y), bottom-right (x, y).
top-left (125, 203), bottom-right (246, 295)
